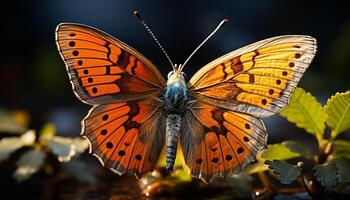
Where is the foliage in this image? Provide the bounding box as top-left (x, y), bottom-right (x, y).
top-left (331, 140), bottom-right (350, 159)
top-left (258, 143), bottom-right (300, 161)
top-left (325, 91), bottom-right (350, 139)
top-left (0, 112), bottom-right (94, 183)
top-left (331, 158), bottom-right (350, 182)
top-left (265, 160), bottom-right (301, 184)
top-left (248, 88), bottom-right (350, 199)
top-left (314, 162), bottom-right (338, 188)
top-left (280, 88), bottom-right (327, 142)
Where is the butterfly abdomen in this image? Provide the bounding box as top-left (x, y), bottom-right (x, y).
top-left (165, 113), bottom-right (181, 172)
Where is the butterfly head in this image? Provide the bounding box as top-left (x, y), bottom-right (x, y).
top-left (167, 64), bottom-right (187, 83)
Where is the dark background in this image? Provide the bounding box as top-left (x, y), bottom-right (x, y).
top-left (1, 0), bottom-right (349, 143)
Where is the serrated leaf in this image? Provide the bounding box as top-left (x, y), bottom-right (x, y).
top-left (259, 143), bottom-right (300, 161)
top-left (331, 140), bottom-right (350, 159)
top-left (331, 158), bottom-right (350, 182)
top-left (281, 140), bottom-right (310, 158)
top-left (280, 88), bottom-right (327, 139)
top-left (265, 160), bottom-right (302, 184)
top-left (314, 162), bottom-right (338, 187)
top-left (64, 159), bottom-right (96, 184)
top-left (13, 149), bottom-right (46, 182)
top-left (325, 91), bottom-right (350, 138)
top-left (47, 136), bottom-right (76, 162)
top-left (0, 130), bottom-right (36, 162)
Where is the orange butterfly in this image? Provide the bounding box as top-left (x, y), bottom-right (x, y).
top-left (55, 12), bottom-right (316, 183)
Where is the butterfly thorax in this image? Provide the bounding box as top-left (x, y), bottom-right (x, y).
top-left (163, 72), bottom-right (189, 114)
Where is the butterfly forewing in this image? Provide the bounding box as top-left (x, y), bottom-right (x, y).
top-left (188, 35), bottom-right (317, 117)
top-left (56, 23), bottom-right (166, 105)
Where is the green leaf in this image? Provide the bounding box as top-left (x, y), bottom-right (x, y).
top-left (245, 162), bottom-right (269, 174)
top-left (331, 158), bottom-right (350, 182)
top-left (325, 91), bottom-right (350, 138)
top-left (13, 149), bottom-right (46, 182)
top-left (265, 160), bottom-right (302, 184)
top-left (280, 88), bottom-right (327, 140)
top-left (47, 136), bottom-right (76, 162)
top-left (314, 162), bottom-right (338, 187)
top-left (0, 130), bottom-right (36, 162)
top-left (259, 143), bottom-right (300, 161)
top-left (64, 159), bottom-right (96, 184)
top-left (332, 140), bottom-right (350, 159)
top-left (281, 140), bottom-right (310, 158)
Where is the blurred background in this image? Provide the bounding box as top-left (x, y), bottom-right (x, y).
top-left (0, 0), bottom-right (349, 198)
top-left (1, 0), bottom-right (349, 136)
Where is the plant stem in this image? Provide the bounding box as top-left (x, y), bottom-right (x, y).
top-left (304, 141), bottom-right (333, 199)
top-left (254, 172), bottom-right (274, 199)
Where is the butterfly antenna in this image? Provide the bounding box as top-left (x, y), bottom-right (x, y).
top-left (133, 10), bottom-right (176, 71)
top-left (179, 18), bottom-right (228, 72)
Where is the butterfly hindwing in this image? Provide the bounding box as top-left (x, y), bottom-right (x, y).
top-left (188, 35), bottom-right (317, 117)
top-left (83, 99), bottom-right (165, 176)
top-left (56, 23), bottom-right (166, 105)
top-left (181, 101), bottom-right (267, 182)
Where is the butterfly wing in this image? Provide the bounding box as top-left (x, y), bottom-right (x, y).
top-left (56, 23), bottom-right (167, 176)
top-left (181, 101), bottom-right (266, 182)
top-left (182, 35), bottom-right (316, 181)
top-left (56, 23), bottom-right (166, 105)
top-left (83, 99), bottom-right (165, 177)
top-left (188, 35), bottom-right (317, 117)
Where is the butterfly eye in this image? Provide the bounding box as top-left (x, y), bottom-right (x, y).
top-left (167, 71), bottom-right (174, 79)
top-left (181, 72), bottom-right (187, 80)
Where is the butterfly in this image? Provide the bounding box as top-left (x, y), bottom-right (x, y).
top-left (55, 14), bottom-right (316, 183)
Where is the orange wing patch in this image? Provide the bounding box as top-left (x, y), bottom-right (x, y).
top-left (56, 23), bottom-right (166, 105)
top-left (181, 101), bottom-right (267, 182)
top-left (189, 35), bottom-right (317, 118)
top-left (83, 99), bottom-right (165, 176)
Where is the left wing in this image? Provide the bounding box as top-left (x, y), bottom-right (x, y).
top-left (188, 35), bottom-right (317, 117)
top-left (83, 99), bottom-right (166, 177)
